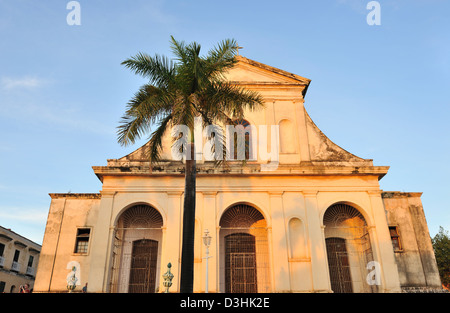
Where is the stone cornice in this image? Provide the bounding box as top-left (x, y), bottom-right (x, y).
top-left (381, 191), bottom-right (423, 198)
top-left (49, 193), bottom-right (101, 200)
top-left (93, 164), bottom-right (389, 181)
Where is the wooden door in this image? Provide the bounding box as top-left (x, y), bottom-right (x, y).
top-left (128, 239), bottom-right (158, 293)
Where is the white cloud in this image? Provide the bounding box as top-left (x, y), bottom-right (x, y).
top-left (0, 208), bottom-right (48, 223)
top-left (0, 92), bottom-right (115, 136)
top-left (0, 207), bottom-right (48, 244)
top-left (1, 76), bottom-right (47, 90)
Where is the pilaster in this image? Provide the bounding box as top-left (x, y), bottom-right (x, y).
top-left (303, 191), bottom-right (330, 292)
top-left (87, 190), bottom-right (116, 292)
top-left (161, 191), bottom-right (183, 292)
top-left (368, 190), bottom-right (401, 292)
top-left (294, 100), bottom-right (311, 163)
top-left (202, 191), bottom-right (218, 292)
top-left (268, 191), bottom-right (291, 291)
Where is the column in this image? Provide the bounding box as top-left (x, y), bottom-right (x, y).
top-left (268, 191), bottom-right (291, 292)
top-left (87, 191), bottom-right (116, 293)
top-left (368, 190), bottom-right (401, 292)
top-left (303, 191), bottom-right (330, 292)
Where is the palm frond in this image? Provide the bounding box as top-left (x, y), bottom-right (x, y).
top-left (117, 84), bottom-right (172, 146)
top-left (200, 81), bottom-right (265, 122)
top-left (145, 113), bottom-right (173, 162)
top-left (206, 38), bottom-right (238, 79)
top-left (170, 36), bottom-right (188, 64)
top-left (121, 53), bottom-right (175, 89)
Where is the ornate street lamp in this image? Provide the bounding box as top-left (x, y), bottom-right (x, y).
top-left (162, 263), bottom-right (174, 293)
top-left (67, 266), bottom-right (78, 293)
top-left (202, 229), bottom-right (212, 293)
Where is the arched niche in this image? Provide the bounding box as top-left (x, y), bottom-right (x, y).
top-left (288, 217), bottom-right (307, 259)
top-left (279, 119), bottom-right (296, 153)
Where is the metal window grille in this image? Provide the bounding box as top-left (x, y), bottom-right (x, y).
top-left (225, 233), bottom-right (257, 293)
top-left (128, 239), bottom-right (158, 293)
top-left (326, 237), bottom-right (353, 293)
top-left (74, 228), bottom-right (90, 254)
top-left (75, 240), bottom-right (89, 254)
top-left (232, 119), bottom-right (253, 160)
top-left (389, 226), bottom-right (402, 251)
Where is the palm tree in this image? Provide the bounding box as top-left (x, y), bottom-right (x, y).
top-left (117, 36), bottom-right (264, 293)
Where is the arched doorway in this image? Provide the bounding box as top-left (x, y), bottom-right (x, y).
top-left (109, 204), bottom-right (163, 293)
top-left (219, 204), bottom-right (271, 293)
top-left (323, 203), bottom-right (376, 293)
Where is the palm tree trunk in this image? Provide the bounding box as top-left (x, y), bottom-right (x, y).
top-left (180, 142), bottom-right (196, 293)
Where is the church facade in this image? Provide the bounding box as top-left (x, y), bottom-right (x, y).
top-left (34, 56), bottom-right (442, 293)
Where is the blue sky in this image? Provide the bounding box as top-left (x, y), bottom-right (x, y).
top-left (0, 0), bottom-right (449, 244)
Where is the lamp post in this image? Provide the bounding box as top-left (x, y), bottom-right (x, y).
top-left (202, 229), bottom-right (212, 293)
top-left (162, 263), bottom-right (174, 293)
top-left (67, 266), bottom-right (77, 293)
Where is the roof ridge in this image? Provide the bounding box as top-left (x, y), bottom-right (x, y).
top-left (236, 55), bottom-right (311, 84)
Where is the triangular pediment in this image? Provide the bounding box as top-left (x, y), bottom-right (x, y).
top-left (99, 56), bottom-right (386, 180)
top-left (224, 56), bottom-right (311, 86)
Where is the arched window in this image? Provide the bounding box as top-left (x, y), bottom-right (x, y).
top-left (230, 119), bottom-right (255, 160)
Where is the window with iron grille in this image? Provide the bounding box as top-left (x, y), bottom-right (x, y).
top-left (74, 228), bottom-right (91, 254)
top-left (232, 119), bottom-right (254, 160)
top-left (389, 226), bottom-right (402, 251)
